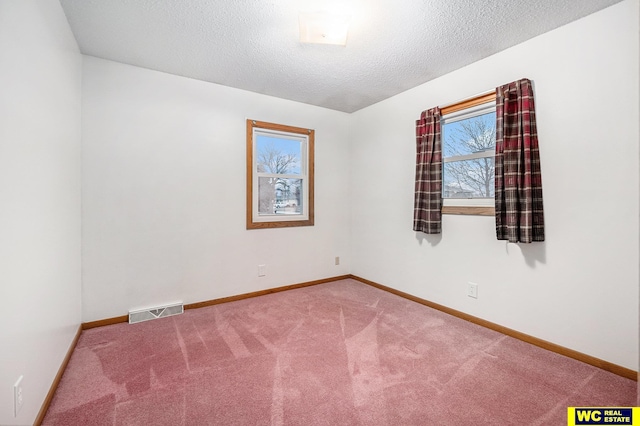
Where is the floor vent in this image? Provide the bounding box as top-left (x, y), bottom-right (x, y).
top-left (129, 303), bottom-right (184, 324)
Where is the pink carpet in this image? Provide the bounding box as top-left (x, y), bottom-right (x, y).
top-left (43, 279), bottom-right (636, 425)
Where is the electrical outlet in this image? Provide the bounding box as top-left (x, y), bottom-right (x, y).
top-left (258, 264), bottom-right (266, 277)
top-left (14, 375), bottom-right (23, 417)
top-left (335, 256), bottom-right (340, 266)
top-left (467, 282), bottom-right (478, 299)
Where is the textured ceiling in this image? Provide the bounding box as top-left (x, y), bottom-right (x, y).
top-left (59, 0), bottom-right (623, 113)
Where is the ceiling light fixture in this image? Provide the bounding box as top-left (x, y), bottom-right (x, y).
top-left (299, 12), bottom-right (350, 46)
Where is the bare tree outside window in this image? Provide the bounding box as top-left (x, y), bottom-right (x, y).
top-left (257, 142), bottom-right (299, 174)
top-left (256, 138), bottom-right (302, 214)
top-left (443, 112), bottom-right (496, 199)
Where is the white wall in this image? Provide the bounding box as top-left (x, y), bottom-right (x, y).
top-left (349, 0), bottom-right (639, 370)
top-left (0, 1), bottom-right (82, 424)
top-left (81, 57), bottom-right (351, 322)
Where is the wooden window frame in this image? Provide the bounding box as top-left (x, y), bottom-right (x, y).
top-left (441, 92), bottom-right (496, 217)
top-left (246, 119), bottom-right (315, 229)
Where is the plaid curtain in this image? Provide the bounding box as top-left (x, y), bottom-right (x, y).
top-left (413, 107), bottom-right (442, 234)
top-left (495, 78), bottom-right (545, 243)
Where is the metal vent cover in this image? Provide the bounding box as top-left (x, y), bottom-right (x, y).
top-left (129, 302), bottom-right (183, 324)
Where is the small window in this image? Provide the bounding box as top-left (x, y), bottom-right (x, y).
top-left (246, 120), bottom-right (314, 229)
top-left (441, 93), bottom-right (496, 216)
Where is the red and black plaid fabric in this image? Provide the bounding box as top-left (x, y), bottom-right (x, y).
top-left (495, 78), bottom-right (545, 243)
top-left (413, 107), bottom-right (442, 234)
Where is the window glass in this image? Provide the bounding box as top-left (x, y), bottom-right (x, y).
top-left (256, 135), bottom-right (302, 175)
top-left (443, 110), bottom-right (496, 200)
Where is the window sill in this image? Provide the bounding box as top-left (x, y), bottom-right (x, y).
top-left (246, 218), bottom-right (314, 230)
top-left (442, 206), bottom-right (495, 216)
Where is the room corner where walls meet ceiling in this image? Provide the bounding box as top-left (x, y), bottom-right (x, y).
top-left (58, 0), bottom-right (624, 113)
